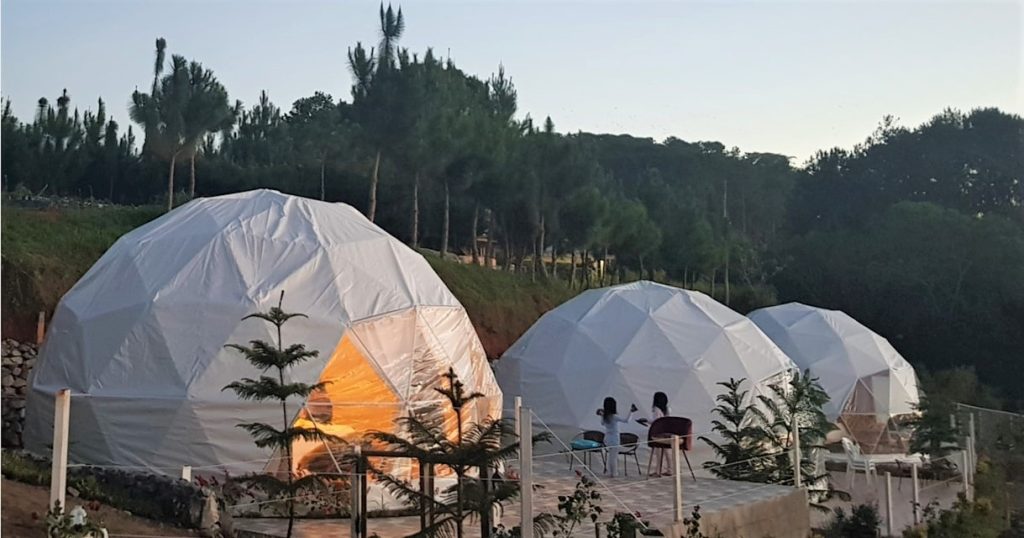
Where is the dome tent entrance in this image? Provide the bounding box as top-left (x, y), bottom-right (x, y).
top-left (494, 281), bottom-right (797, 443)
top-left (24, 189), bottom-right (501, 483)
top-left (748, 303), bottom-right (920, 454)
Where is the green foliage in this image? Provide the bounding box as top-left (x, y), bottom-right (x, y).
top-left (699, 378), bottom-right (767, 482)
top-left (749, 370), bottom-right (836, 506)
top-left (822, 504), bottom-right (881, 538)
top-left (364, 368), bottom-right (550, 538)
top-left (550, 473), bottom-right (604, 537)
top-left (605, 512), bottom-right (650, 538)
top-left (1, 450), bottom-right (51, 485)
top-left (223, 291), bottom-right (339, 538)
top-left (2, 5), bottom-right (1022, 407)
top-left (909, 392), bottom-right (961, 458)
top-left (45, 502), bottom-right (107, 538)
top-left (702, 372), bottom-right (841, 509)
top-left (0, 204), bottom-right (162, 331)
top-left (682, 506), bottom-right (723, 538)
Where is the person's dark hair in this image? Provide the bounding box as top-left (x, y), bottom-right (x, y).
top-left (602, 397), bottom-right (617, 423)
top-left (653, 392), bottom-right (668, 415)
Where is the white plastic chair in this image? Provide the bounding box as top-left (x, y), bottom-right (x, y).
top-left (841, 437), bottom-right (877, 489)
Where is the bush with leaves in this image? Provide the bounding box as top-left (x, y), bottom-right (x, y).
top-left (364, 367), bottom-right (551, 538)
top-left (605, 511), bottom-right (653, 538)
top-left (46, 502), bottom-right (107, 538)
top-left (550, 472), bottom-right (604, 537)
top-left (223, 291), bottom-right (341, 538)
top-left (822, 504), bottom-right (881, 538)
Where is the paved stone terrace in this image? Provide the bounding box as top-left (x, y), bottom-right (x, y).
top-left (235, 452), bottom-right (801, 537)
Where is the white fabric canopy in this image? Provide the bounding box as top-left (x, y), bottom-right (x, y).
top-left (748, 303), bottom-right (920, 453)
top-left (494, 281), bottom-right (797, 440)
top-left (24, 189), bottom-right (500, 477)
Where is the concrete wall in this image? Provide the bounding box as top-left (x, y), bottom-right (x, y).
top-left (664, 488), bottom-right (810, 538)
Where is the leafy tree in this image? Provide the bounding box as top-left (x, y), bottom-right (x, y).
top-left (223, 291), bottom-right (340, 538)
top-left (287, 92), bottom-right (350, 200)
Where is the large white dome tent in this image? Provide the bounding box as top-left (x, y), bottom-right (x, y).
top-left (24, 189), bottom-right (501, 482)
top-left (494, 281), bottom-right (797, 444)
top-left (748, 302), bottom-right (920, 454)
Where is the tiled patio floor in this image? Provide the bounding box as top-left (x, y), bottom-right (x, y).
top-left (235, 450), bottom-right (799, 537)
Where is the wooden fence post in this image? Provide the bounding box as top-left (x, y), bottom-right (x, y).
top-left (37, 311), bottom-right (46, 344)
top-left (50, 389), bottom-right (70, 512)
top-left (672, 435), bottom-right (683, 523)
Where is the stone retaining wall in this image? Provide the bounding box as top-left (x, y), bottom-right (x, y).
top-left (2, 339), bottom-right (36, 447)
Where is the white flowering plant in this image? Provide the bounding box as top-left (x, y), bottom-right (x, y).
top-left (45, 502), bottom-right (108, 538)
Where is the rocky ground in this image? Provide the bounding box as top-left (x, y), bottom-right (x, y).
top-left (2, 339), bottom-right (36, 447)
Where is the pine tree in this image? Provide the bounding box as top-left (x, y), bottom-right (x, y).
top-left (223, 291), bottom-right (340, 538)
top-left (364, 368), bottom-right (551, 538)
top-left (698, 378), bottom-right (768, 482)
top-left (908, 392), bottom-right (960, 458)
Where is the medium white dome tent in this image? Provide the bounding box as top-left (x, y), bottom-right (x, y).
top-left (748, 302), bottom-right (920, 454)
top-left (494, 281), bottom-right (797, 443)
top-left (25, 189), bottom-right (501, 482)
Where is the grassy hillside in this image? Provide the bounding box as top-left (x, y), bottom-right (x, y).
top-left (1, 205), bottom-right (164, 338)
top-left (0, 204), bottom-right (575, 357)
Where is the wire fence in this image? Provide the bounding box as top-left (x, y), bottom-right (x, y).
top-left (44, 399), bottom-right (1006, 538)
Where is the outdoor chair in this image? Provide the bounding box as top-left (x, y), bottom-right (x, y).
top-left (569, 430), bottom-right (606, 472)
top-left (646, 417), bottom-right (696, 480)
top-left (618, 432), bottom-right (643, 476)
top-left (841, 437), bottom-right (877, 489)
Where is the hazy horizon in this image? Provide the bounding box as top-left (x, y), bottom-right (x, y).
top-left (3, 0), bottom-right (1021, 163)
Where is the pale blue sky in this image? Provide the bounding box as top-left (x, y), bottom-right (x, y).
top-left (2, 0), bottom-right (1021, 162)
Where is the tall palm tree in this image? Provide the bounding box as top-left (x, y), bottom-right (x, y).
top-left (152, 38), bottom-right (166, 94)
top-left (377, 3), bottom-right (404, 72)
top-left (130, 48), bottom-right (188, 211)
top-left (347, 3), bottom-right (404, 222)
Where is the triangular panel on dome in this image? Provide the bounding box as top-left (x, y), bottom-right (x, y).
top-left (750, 302), bottom-right (921, 454)
top-left (24, 190), bottom-right (500, 492)
top-left (496, 281), bottom-right (797, 442)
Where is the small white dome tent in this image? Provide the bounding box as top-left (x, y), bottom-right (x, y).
top-left (494, 281), bottom-right (797, 443)
top-left (24, 189), bottom-right (501, 483)
top-left (748, 302), bottom-right (920, 454)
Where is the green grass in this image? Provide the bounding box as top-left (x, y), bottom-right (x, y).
top-left (1, 205), bottom-right (163, 330)
top-left (1, 204), bottom-right (575, 357)
top-left (425, 254), bottom-right (578, 357)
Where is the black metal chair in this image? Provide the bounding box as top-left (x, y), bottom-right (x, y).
top-left (619, 432), bottom-right (642, 476)
top-left (569, 430), bottom-right (606, 472)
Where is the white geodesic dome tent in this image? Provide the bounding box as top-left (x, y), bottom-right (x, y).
top-left (24, 189), bottom-right (501, 480)
top-left (494, 281), bottom-right (797, 440)
top-left (748, 303), bottom-right (920, 453)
